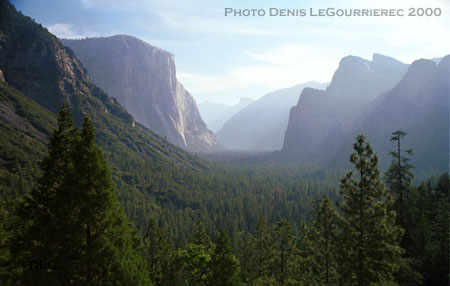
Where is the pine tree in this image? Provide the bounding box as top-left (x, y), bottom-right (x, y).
top-left (8, 105), bottom-right (79, 285)
top-left (69, 116), bottom-right (150, 285)
top-left (430, 173), bottom-right (449, 285)
top-left (191, 221), bottom-right (213, 250)
top-left (173, 221), bottom-right (213, 286)
top-left (385, 130), bottom-right (414, 229)
top-left (304, 197), bottom-right (340, 286)
top-left (8, 108), bottom-right (151, 285)
top-left (250, 217), bottom-right (273, 281)
top-left (144, 217), bottom-right (171, 285)
top-left (385, 130), bottom-right (419, 285)
top-left (408, 174), bottom-right (449, 285)
top-left (208, 229), bottom-right (240, 286)
top-left (175, 244), bottom-right (211, 286)
top-left (272, 220), bottom-right (294, 286)
top-left (237, 231), bottom-right (253, 284)
top-left (339, 134), bottom-right (403, 286)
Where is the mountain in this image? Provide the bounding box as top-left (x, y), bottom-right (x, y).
top-left (216, 82), bottom-right (327, 151)
top-left (282, 54), bottom-right (409, 161)
top-left (334, 56), bottom-right (449, 170)
top-left (198, 97), bottom-right (254, 132)
top-left (61, 36), bottom-right (220, 153)
top-left (0, 1), bottom-right (207, 223)
top-left (281, 54), bottom-right (449, 171)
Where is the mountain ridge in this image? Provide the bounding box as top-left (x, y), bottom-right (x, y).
top-left (216, 81), bottom-right (327, 151)
top-left (282, 54), bottom-right (409, 160)
top-left (280, 53), bottom-right (448, 171)
top-left (61, 35), bottom-right (221, 153)
top-left (198, 97), bottom-right (254, 132)
top-left (0, 1), bottom-right (207, 205)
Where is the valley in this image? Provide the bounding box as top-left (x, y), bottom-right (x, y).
top-left (0, 1), bottom-right (448, 285)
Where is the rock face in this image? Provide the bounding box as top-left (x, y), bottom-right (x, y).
top-left (281, 54), bottom-right (449, 170)
top-left (216, 82), bottom-right (327, 151)
top-left (346, 56), bottom-right (449, 169)
top-left (62, 36), bottom-right (220, 152)
top-left (0, 1), bottom-right (204, 170)
top-left (198, 97), bottom-right (254, 132)
top-left (282, 54), bottom-right (408, 161)
top-left (0, 69), bottom-right (5, 82)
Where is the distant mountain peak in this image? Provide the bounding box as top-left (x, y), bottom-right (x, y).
top-left (237, 97), bottom-right (254, 105)
top-left (372, 53), bottom-right (403, 64)
top-left (216, 81), bottom-right (327, 151)
top-left (282, 53), bottom-right (409, 160)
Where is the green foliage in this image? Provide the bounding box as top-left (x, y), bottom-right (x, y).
top-left (6, 106), bottom-right (79, 285)
top-left (385, 130), bottom-right (414, 228)
top-left (0, 5), bottom-right (448, 285)
top-left (0, 82), bottom-right (56, 200)
top-left (339, 134), bottom-right (403, 286)
top-left (406, 174), bottom-right (449, 286)
top-left (251, 276), bottom-right (278, 286)
top-left (385, 130), bottom-right (421, 285)
top-left (0, 200), bottom-right (11, 282)
top-left (5, 108), bottom-right (151, 285)
top-left (191, 221), bottom-right (213, 250)
top-left (208, 230), bottom-right (240, 286)
top-left (174, 243), bottom-right (212, 286)
top-left (303, 197), bottom-right (340, 286)
top-left (250, 217), bottom-right (273, 280)
top-left (272, 220), bottom-right (295, 286)
top-left (144, 218), bottom-right (171, 286)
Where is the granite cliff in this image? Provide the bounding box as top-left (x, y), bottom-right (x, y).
top-left (282, 54), bottom-right (408, 161)
top-left (281, 54), bottom-right (448, 170)
top-left (335, 56), bottom-right (449, 169)
top-left (0, 1), bottom-right (206, 198)
top-left (216, 82), bottom-right (327, 151)
top-left (62, 36), bottom-right (220, 152)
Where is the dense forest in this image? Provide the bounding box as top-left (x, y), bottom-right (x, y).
top-left (0, 1), bottom-right (448, 285)
top-left (0, 107), bottom-right (448, 285)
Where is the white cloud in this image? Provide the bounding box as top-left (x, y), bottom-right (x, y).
top-left (178, 43), bottom-right (340, 103)
top-left (177, 71), bottom-right (234, 94)
top-left (73, 0), bottom-right (450, 104)
top-left (47, 24), bottom-right (87, 39)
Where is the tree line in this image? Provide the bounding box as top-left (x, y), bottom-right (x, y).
top-left (0, 107), bottom-right (448, 285)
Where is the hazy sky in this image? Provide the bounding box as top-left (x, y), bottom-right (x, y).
top-left (11, 0), bottom-right (450, 105)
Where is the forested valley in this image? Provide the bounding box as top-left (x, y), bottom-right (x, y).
top-left (0, 107), bottom-right (447, 285)
top-left (0, 1), bottom-right (448, 285)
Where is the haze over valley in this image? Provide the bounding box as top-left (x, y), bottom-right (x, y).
top-left (1, 1), bottom-right (448, 285)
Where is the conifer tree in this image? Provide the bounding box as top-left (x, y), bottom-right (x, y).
top-left (304, 197), bottom-right (340, 286)
top-left (408, 174), bottom-right (449, 285)
top-left (385, 130), bottom-right (414, 228)
top-left (339, 134), bottom-right (403, 286)
top-left (385, 131), bottom-right (419, 286)
top-left (237, 231), bottom-right (252, 283)
top-left (8, 105), bottom-right (79, 285)
top-left (175, 242), bottom-right (212, 286)
top-left (144, 218), bottom-right (171, 285)
top-left (208, 229), bottom-right (240, 286)
top-left (69, 116), bottom-right (150, 285)
top-left (250, 217), bottom-right (273, 281)
top-left (8, 108), bottom-right (151, 285)
top-left (191, 221), bottom-right (213, 250)
top-left (272, 220), bottom-right (294, 286)
top-left (431, 173), bottom-right (449, 285)
top-left (172, 221), bottom-right (214, 286)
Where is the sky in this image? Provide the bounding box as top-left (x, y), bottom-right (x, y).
top-left (11, 0), bottom-right (450, 105)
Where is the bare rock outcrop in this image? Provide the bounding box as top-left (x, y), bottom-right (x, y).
top-left (62, 36), bottom-right (221, 152)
